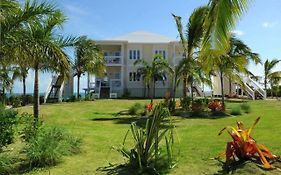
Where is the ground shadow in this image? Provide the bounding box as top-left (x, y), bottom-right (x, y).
top-left (173, 109), bottom-right (230, 120)
top-left (92, 116), bottom-right (173, 129)
top-left (214, 159), bottom-right (281, 175)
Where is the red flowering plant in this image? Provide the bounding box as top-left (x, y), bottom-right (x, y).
top-left (218, 117), bottom-right (279, 169)
top-left (146, 103), bottom-right (153, 112)
top-left (208, 100), bottom-right (224, 112)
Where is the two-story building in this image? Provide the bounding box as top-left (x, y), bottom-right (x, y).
top-left (92, 31), bottom-right (184, 98)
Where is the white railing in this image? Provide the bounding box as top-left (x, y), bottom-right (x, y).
top-left (44, 76), bottom-right (57, 103)
top-left (243, 76), bottom-right (266, 99)
top-left (244, 83), bottom-right (255, 100)
top-left (105, 56), bottom-right (122, 65)
top-left (58, 81), bottom-right (64, 103)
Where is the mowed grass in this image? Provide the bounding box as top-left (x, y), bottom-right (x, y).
top-left (16, 99), bottom-right (281, 175)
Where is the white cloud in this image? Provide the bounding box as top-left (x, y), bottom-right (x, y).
top-left (231, 30), bottom-right (244, 36)
top-left (262, 21), bottom-right (278, 28)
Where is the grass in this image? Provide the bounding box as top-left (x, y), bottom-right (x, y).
top-left (13, 99), bottom-right (281, 175)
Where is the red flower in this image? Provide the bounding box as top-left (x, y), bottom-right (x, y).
top-left (146, 103), bottom-right (153, 112)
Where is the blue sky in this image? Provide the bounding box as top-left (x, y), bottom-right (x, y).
top-left (13, 0), bottom-right (281, 93)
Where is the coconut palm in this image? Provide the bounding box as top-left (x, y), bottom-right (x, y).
top-left (264, 59), bottom-right (281, 97)
top-left (172, 6), bottom-right (208, 98)
top-left (134, 55), bottom-right (172, 102)
top-left (73, 36), bottom-right (105, 99)
top-left (1, 0), bottom-right (56, 59)
top-left (15, 11), bottom-right (75, 122)
top-left (210, 36), bottom-right (260, 106)
top-left (203, 0), bottom-right (252, 52)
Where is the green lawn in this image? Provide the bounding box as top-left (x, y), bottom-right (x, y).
top-left (16, 99), bottom-right (281, 175)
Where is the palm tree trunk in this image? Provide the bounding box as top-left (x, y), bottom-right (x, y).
top-left (33, 68), bottom-right (40, 123)
top-left (23, 76), bottom-right (26, 106)
top-left (190, 78), bottom-right (194, 102)
top-left (77, 74), bottom-right (80, 99)
top-left (220, 71), bottom-right (225, 108)
top-left (173, 77), bottom-right (177, 103)
top-left (152, 79), bottom-right (155, 102)
top-left (229, 77), bottom-right (232, 95)
top-left (183, 76), bottom-right (187, 97)
top-left (2, 87), bottom-right (5, 105)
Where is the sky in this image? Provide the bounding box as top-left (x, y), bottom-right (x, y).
top-left (13, 0), bottom-right (281, 93)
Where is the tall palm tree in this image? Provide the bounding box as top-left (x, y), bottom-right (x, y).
top-left (172, 6), bottom-right (208, 98)
top-left (134, 55), bottom-right (172, 102)
top-left (1, 0), bottom-right (56, 59)
top-left (16, 11), bottom-right (75, 122)
top-left (210, 36), bottom-right (260, 106)
top-left (264, 59), bottom-right (281, 97)
top-left (203, 0), bottom-right (252, 52)
top-left (73, 36), bottom-right (105, 99)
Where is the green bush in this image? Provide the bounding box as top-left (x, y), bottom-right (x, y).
top-left (230, 106), bottom-right (242, 116)
top-left (180, 96), bottom-right (192, 111)
top-left (12, 96), bottom-right (22, 108)
top-left (191, 99), bottom-right (205, 113)
top-left (0, 153), bottom-right (13, 174)
top-left (240, 103), bottom-right (251, 113)
top-left (0, 108), bottom-right (18, 150)
top-left (128, 103), bottom-right (144, 115)
top-left (19, 113), bottom-right (42, 142)
top-left (25, 126), bottom-right (82, 167)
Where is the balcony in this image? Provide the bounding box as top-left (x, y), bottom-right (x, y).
top-left (104, 56), bottom-right (122, 65)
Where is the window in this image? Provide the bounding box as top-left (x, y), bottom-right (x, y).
top-left (129, 72), bottom-right (141, 81)
top-left (129, 49), bottom-right (141, 60)
top-left (104, 51), bottom-right (109, 56)
top-left (154, 49), bottom-right (166, 59)
top-left (115, 51), bottom-right (120, 56)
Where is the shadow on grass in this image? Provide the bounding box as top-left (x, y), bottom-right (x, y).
top-left (214, 159), bottom-right (281, 175)
top-left (97, 162), bottom-right (172, 175)
top-left (173, 109), bottom-right (230, 119)
top-left (92, 116), bottom-right (173, 129)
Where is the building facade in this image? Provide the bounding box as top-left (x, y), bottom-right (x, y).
top-left (93, 31), bottom-right (184, 98)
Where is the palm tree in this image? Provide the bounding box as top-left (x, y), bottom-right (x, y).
top-left (210, 36), bottom-right (260, 106)
top-left (134, 55), bottom-right (172, 102)
top-left (73, 36), bottom-right (105, 99)
top-left (264, 59), bottom-right (281, 97)
top-left (12, 65), bottom-right (29, 105)
top-left (203, 0), bottom-right (252, 52)
top-left (1, 0), bottom-right (57, 60)
top-left (15, 11), bottom-right (75, 122)
top-left (0, 63), bottom-right (13, 104)
top-left (172, 6), bottom-right (208, 98)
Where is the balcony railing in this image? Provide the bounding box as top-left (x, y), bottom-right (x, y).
top-left (105, 56), bottom-right (122, 65)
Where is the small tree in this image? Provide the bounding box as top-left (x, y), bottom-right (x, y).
top-left (134, 55), bottom-right (172, 102)
top-left (73, 36), bottom-right (105, 99)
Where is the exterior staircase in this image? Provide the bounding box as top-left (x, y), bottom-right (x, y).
top-left (44, 75), bottom-right (65, 103)
top-left (242, 76), bottom-right (266, 100)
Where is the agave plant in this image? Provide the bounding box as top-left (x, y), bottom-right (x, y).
top-left (218, 117), bottom-right (278, 169)
top-left (116, 103), bottom-right (176, 173)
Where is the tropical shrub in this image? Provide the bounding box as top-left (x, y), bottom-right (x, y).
top-left (164, 92), bottom-right (176, 113)
top-left (230, 106), bottom-right (242, 116)
top-left (240, 103), bottom-right (251, 113)
top-left (25, 126), bottom-right (82, 167)
top-left (116, 103), bottom-right (177, 174)
top-left (191, 99), bottom-right (205, 113)
top-left (19, 113), bottom-right (42, 142)
top-left (0, 153), bottom-right (13, 174)
top-left (218, 117), bottom-right (278, 169)
top-left (128, 103), bottom-right (145, 116)
top-left (0, 108), bottom-right (18, 150)
top-left (180, 96), bottom-right (192, 111)
top-left (208, 100), bottom-right (224, 112)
